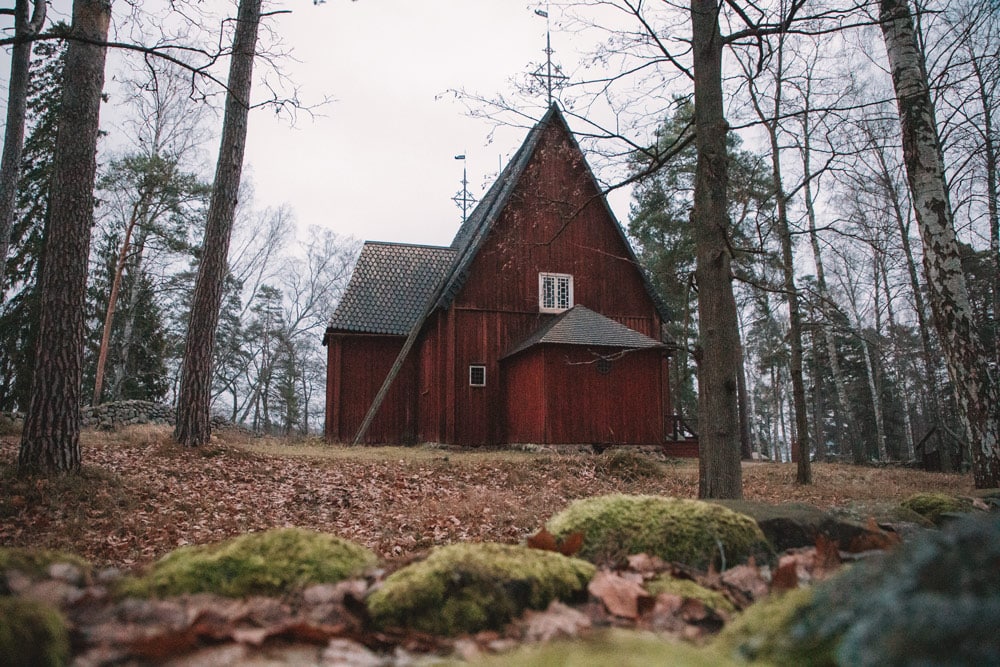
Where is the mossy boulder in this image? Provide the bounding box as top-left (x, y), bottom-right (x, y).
top-left (715, 587), bottom-right (828, 665)
top-left (899, 492), bottom-right (973, 526)
top-left (0, 547), bottom-right (90, 580)
top-left (646, 575), bottom-right (736, 615)
top-left (118, 527), bottom-right (376, 598)
top-left (0, 597), bottom-right (70, 667)
top-left (468, 629), bottom-right (735, 666)
top-left (366, 542), bottom-right (595, 636)
top-left (718, 516), bottom-right (1000, 666)
top-left (547, 495), bottom-right (771, 569)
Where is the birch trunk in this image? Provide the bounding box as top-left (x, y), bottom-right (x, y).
top-left (880, 0), bottom-right (1000, 487)
top-left (692, 0), bottom-right (742, 498)
top-left (174, 0), bottom-right (261, 446)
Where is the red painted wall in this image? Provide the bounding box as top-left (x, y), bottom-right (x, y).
top-left (325, 334), bottom-right (418, 444)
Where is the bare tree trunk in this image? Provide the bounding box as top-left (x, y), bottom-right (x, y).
top-left (880, 0), bottom-right (1000, 487)
top-left (92, 202), bottom-right (144, 405)
top-left (0, 0), bottom-right (46, 289)
top-left (174, 0), bottom-right (261, 446)
top-left (802, 124), bottom-right (856, 462)
top-left (18, 0), bottom-right (110, 475)
top-left (691, 0), bottom-right (742, 499)
top-left (877, 250), bottom-right (916, 460)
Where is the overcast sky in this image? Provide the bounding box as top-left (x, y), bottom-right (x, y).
top-left (0, 1), bottom-right (635, 249)
top-left (243, 1), bottom-right (562, 247)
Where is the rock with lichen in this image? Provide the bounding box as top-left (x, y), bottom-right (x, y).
top-left (116, 527), bottom-right (376, 598)
top-left (899, 492), bottom-right (973, 526)
top-left (366, 542), bottom-right (595, 636)
top-left (547, 494), bottom-right (772, 569)
top-left (0, 597), bottom-right (71, 667)
top-left (716, 516), bottom-right (1000, 666)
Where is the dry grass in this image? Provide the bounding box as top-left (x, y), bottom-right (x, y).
top-left (0, 425), bottom-right (975, 570)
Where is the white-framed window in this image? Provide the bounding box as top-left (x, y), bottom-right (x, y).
top-left (539, 273), bottom-right (573, 313)
top-left (469, 364), bottom-right (486, 387)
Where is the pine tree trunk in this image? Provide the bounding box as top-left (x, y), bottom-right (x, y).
top-left (691, 0), bottom-right (742, 499)
top-left (174, 0), bottom-right (261, 446)
top-left (880, 0), bottom-right (1000, 488)
top-left (18, 0), bottom-right (110, 475)
top-left (0, 0), bottom-right (46, 291)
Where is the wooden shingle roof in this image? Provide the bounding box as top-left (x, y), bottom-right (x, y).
top-left (502, 305), bottom-right (666, 359)
top-left (325, 241), bottom-right (455, 337)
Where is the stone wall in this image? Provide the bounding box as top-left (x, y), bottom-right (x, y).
top-left (2, 401), bottom-right (251, 433)
top-left (81, 400), bottom-right (175, 430)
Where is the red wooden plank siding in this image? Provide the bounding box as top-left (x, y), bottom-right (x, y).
top-left (331, 335), bottom-right (418, 444)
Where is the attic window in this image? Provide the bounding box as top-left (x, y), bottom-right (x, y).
top-left (469, 365), bottom-right (486, 387)
top-left (539, 273), bottom-right (573, 313)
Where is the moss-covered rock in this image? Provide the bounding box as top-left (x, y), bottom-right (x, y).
top-left (366, 542), bottom-right (595, 636)
top-left (899, 492), bottom-right (972, 526)
top-left (0, 597), bottom-right (70, 667)
top-left (715, 587), bottom-right (831, 665)
top-left (467, 629), bottom-right (735, 666)
top-left (547, 495), bottom-right (771, 569)
top-left (118, 527), bottom-right (376, 598)
top-left (0, 547), bottom-right (90, 580)
top-left (718, 516), bottom-right (1000, 666)
top-left (645, 575), bottom-right (736, 615)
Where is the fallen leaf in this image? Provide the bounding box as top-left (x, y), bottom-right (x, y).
top-left (558, 532), bottom-right (584, 557)
top-left (521, 601), bottom-right (591, 642)
top-left (770, 558), bottom-right (799, 592)
top-left (526, 528), bottom-right (559, 552)
top-left (587, 569), bottom-right (654, 619)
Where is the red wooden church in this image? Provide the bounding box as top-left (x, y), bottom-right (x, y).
top-left (323, 105), bottom-right (695, 453)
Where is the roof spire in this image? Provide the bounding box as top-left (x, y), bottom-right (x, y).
top-left (452, 154), bottom-right (476, 223)
top-left (531, 5), bottom-right (567, 106)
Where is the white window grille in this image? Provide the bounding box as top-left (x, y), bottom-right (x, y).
top-left (469, 365), bottom-right (486, 387)
top-left (539, 273), bottom-right (573, 313)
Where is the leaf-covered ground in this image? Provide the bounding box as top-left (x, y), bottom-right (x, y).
top-left (0, 425), bottom-right (974, 569)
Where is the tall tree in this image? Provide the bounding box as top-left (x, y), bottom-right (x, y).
top-left (174, 0), bottom-right (262, 446)
top-left (18, 0), bottom-right (112, 474)
top-left (879, 0), bottom-right (1000, 488)
top-left (0, 0), bottom-right (46, 287)
top-left (0, 39), bottom-right (64, 412)
top-left (691, 0), bottom-right (743, 498)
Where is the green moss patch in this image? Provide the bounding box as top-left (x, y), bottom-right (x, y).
top-left (646, 575), bottom-right (735, 615)
top-left (118, 527), bottom-right (376, 598)
top-left (468, 629), bottom-right (734, 667)
top-left (900, 492), bottom-right (972, 525)
top-left (715, 587), bottom-right (829, 665)
top-left (367, 542), bottom-right (595, 636)
top-left (0, 547), bottom-right (90, 579)
top-left (547, 495), bottom-right (771, 569)
top-left (0, 597), bottom-right (70, 667)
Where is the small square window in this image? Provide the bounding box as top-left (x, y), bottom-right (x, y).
top-left (539, 273), bottom-right (573, 313)
top-left (469, 365), bottom-right (486, 387)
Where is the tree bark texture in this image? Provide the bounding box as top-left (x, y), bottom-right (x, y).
top-left (691, 0), bottom-right (742, 499)
top-left (0, 0), bottom-right (46, 288)
top-left (18, 0), bottom-right (110, 474)
top-left (174, 0), bottom-right (261, 446)
top-left (880, 0), bottom-right (1000, 488)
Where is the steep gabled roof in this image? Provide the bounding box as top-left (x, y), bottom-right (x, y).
top-left (436, 104), bottom-right (671, 325)
top-left (502, 305), bottom-right (666, 359)
top-left (326, 241), bottom-right (455, 336)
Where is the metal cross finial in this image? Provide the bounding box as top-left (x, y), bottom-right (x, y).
top-left (452, 154), bottom-right (476, 223)
top-left (531, 6), bottom-right (568, 105)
